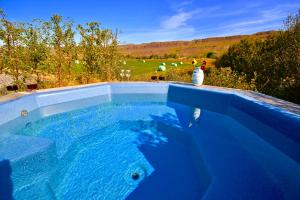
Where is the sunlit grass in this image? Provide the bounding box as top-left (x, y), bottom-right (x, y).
top-left (122, 58), bottom-right (215, 78)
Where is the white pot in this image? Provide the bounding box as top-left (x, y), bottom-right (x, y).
top-left (192, 67), bottom-right (204, 85)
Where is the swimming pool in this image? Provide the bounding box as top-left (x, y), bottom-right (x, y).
top-left (0, 83), bottom-right (299, 200)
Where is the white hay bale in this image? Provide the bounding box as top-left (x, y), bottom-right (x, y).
top-left (157, 65), bottom-right (166, 71)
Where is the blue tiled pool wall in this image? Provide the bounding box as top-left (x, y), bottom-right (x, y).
top-left (167, 84), bottom-right (300, 146)
top-left (1, 83), bottom-right (299, 156)
top-left (166, 87), bottom-right (300, 199)
top-left (0, 83), bottom-right (168, 127)
top-left (167, 84), bottom-right (300, 166)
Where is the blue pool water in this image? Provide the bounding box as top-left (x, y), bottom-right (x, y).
top-left (0, 84), bottom-right (300, 200)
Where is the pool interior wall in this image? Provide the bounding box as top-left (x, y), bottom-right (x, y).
top-left (0, 83), bottom-right (300, 200)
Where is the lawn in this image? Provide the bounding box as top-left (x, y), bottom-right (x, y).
top-left (122, 58), bottom-right (215, 79)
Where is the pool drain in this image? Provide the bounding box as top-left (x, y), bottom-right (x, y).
top-left (131, 172), bottom-right (140, 181)
top-left (125, 165), bottom-right (147, 185)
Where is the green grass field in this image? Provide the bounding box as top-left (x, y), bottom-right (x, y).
top-left (121, 58), bottom-right (215, 79)
top-left (70, 58), bottom-right (215, 82)
top-left (123, 59), bottom-right (190, 76)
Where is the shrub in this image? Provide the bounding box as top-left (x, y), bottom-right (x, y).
top-left (206, 51), bottom-right (216, 58)
top-left (215, 10), bottom-right (300, 103)
top-left (204, 67), bottom-right (256, 90)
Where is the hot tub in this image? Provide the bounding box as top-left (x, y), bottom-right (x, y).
top-left (0, 83), bottom-right (299, 200)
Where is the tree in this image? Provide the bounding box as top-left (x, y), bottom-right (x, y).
top-left (257, 10), bottom-right (300, 101)
top-left (62, 20), bottom-right (77, 81)
top-left (216, 39), bottom-right (261, 81)
top-left (24, 19), bottom-right (49, 83)
top-left (0, 9), bottom-right (26, 85)
top-left (45, 15), bottom-right (75, 86)
top-left (99, 29), bottom-right (121, 81)
top-left (77, 22), bottom-right (101, 83)
top-left (216, 10), bottom-right (300, 103)
top-left (78, 22), bottom-right (121, 82)
top-left (0, 9), bottom-right (124, 90)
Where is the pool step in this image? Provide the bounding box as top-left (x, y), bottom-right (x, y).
top-left (51, 123), bottom-right (154, 200)
top-left (18, 103), bottom-right (176, 159)
top-left (13, 180), bottom-right (57, 200)
top-left (0, 134), bottom-right (57, 190)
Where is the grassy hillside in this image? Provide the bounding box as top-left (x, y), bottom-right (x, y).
top-left (120, 31), bottom-right (275, 58)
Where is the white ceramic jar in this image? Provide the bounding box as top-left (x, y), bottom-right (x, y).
top-left (192, 67), bottom-right (204, 86)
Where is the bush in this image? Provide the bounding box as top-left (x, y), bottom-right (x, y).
top-left (206, 51), bottom-right (217, 59)
top-left (204, 67), bottom-right (256, 90)
top-left (0, 9), bottom-right (121, 88)
top-left (166, 68), bottom-right (192, 82)
top-left (215, 10), bottom-right (300, 103)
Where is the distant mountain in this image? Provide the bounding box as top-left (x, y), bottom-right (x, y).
top-left (120, 31), bottom-right (276, 58)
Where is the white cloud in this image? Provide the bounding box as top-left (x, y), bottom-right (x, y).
top-left (120, 2), bottom-right (300, 44)
top-left (120, 3), bottom-right (201, 43)
top-left (168, 0), bottom-right (194, 11)
top-left (160, 10), bottom-right (198, 29)
top-left (219, 3), bottom-right (300, 31)
top-left (215, 22), bottom-right (282, 37)
top-left (179, 0), bottom-right (194, 7)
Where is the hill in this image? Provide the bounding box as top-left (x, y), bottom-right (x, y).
top-left (120, 31), bottom-right (276, 58)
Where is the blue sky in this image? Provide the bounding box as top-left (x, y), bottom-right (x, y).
top-left (1, 0), bottom-right (299, 44)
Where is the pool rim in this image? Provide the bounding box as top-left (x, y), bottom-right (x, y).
top-left (0, 82), bottom-right (299, 115)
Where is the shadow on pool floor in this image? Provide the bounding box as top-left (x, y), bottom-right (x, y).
top-left (126, 123), bottom-right (209, 200)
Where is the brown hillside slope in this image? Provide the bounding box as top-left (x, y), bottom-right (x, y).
top-left (120, 31), bottom-right (275, 58)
